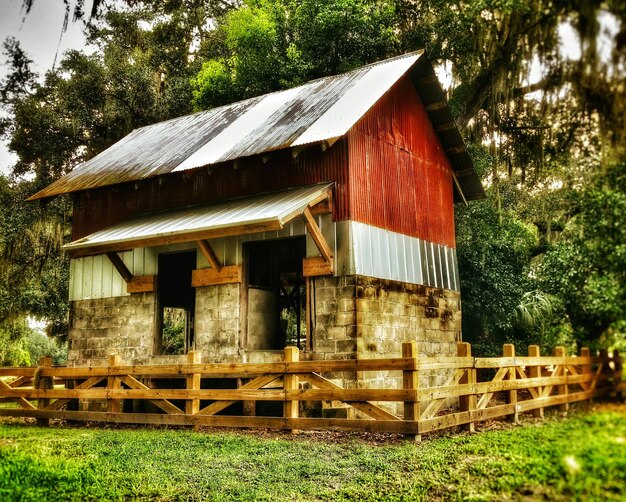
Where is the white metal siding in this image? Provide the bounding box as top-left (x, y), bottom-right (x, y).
top-left (349, 222), bottom-right (459, 291)
top-left (69, 215), bottom-right (335, 301)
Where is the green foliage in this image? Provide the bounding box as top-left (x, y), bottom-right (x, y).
top-left (191, 0), bottom-right (398, 109)
top-left (0, 328), bottom-right (30, 367)
top-left (23, 329), bottom-right (68, 366)
top-left (539, 161), bottom-right (626, 347)
top-left (161, 308), bottom-right (186, 356)
top-left (455, 180), bottom-right (539, 355)
top-left (0, 175), bottom-right (69, 340)
top-left (0, 324), bottom-right (67, 367)
top-left (1, 407), bottom-right (625, 500)
top-left (190, 59), bottom-right (235, 111)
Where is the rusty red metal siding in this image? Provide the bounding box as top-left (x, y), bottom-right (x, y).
top-left (72, 140), bottom-right (350, 240)
top-left (73, 74), bottom-right (455, 248)
top-left (347, 76), bottom-right (456, 248)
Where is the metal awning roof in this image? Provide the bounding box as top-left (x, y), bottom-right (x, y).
top-left (30, 51), bottom-right (484, 202)
top-left (64, 183), bottom-right (332, 256)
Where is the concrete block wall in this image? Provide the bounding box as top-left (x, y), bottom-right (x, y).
top-left (310, 275), bottom-right (462, 416)
top-left (194, 283), bottom-right (241, 362)
top-left (67, 293), bottom-right (156, 367)
top-left (67, 274), bottom-right (461, 417)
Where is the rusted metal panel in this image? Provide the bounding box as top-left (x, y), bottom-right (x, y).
top-left (66, 184), bottom-right (333, 254)
top-left (31, 52), bottom-right (483, 203)
top-left (347, 77), bottom-right (456, 248)
top-left (72, 142), bottom-right (350, 240)
top-left (31, 53), bottom-right (423, 201)
top-left (408, 57), bottom-right (485, 202)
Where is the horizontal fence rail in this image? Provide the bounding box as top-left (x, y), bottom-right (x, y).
top-left (0, 343), bottom-right (622, 439)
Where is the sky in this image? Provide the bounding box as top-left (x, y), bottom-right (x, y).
top-left (0, 0), bottom-right (88, 174)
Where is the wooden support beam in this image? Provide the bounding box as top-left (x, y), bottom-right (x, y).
top-left (284, 346), bottom-right (299, 433)
top-left (106, 252), bottom-right (133, 283)
top-left (418, 74), bottom-right (439, 85)
top-left (192, 265), bottom-right (242, 287)
top-left (36, 357), bottom-right (53, 426)
top-left (554, 346), bottom-right (568, 414)
top-left (304, 373), bottom-right (400, 421)
top-left (452, 171), bottom-right (468, 206)
top-left (198, 374), bottom-right (279, 416)
top-left (46, 377), bottom-right (105, 411)
top-left (107, 355), bottom-right (122, 413)
top-left (302, 257), bottom-right (334, 277)
top-left (118, 375), bottom-right (184, 415)
top-left (0, 379), bottom-right (35, 410)
top-left (302, 207), bottom-right (333, 263)
top-left (446, 145), bottom-right (466, 155)
top-left (309, 198), bottom-right (333, 216)
top-left (197, 240), bottom-right (222, 272)
top-left (292, 146), bottom-right (305, 158)
top-left (127, 275), bottom-right (156, 294)
top-left (186, 351), bottom-right (201, 425)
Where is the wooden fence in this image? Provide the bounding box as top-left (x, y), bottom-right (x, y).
top-left (0, 342), bottom-right (622, 439)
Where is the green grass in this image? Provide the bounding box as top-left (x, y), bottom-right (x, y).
top-left (1, 405), bottom-right (625, 501)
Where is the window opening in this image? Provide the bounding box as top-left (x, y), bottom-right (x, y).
top-left (157, 251), bottom-right (196, 355)
top-left (245, 237), bottom-right (307, 350)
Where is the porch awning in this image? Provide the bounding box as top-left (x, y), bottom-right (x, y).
top-left (64, 183), bottom-right (332, 256)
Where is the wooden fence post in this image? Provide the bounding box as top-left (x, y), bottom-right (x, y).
top-left (284, 346), bottom-right (299, 433)
top-left (36, 356), bottom-right (53, 427)
top-left (107, 354), bottom-right (122, 413)
top-left (554, 346), bottom-right (568, 414)
top-left (457, 342), bottom-right (475, 432)
top-left (527, 345), bottom-right (543, 419)
top-left (402, 341), bottom-right (421, 441)
top-left (186, 350), bottom-right (202, 430)
top-left (580, 347), bottom-right (591, 400)
top-left (503, 344), bottom-right (518, 423)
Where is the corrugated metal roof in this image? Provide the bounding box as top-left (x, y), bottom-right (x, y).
top-left (64, 183), bottom-right (332, 255)
top-left (30, 51), bottom-right (484, 201)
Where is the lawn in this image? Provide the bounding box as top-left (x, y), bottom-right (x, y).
top-left (1, 403), bottom-right (625, 501)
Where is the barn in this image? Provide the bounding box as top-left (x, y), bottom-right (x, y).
top-left (30, 51), bottom-right (484, 382)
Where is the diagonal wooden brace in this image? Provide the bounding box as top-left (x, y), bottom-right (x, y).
top-left (197, 240), bottom-right (222, 272)
top-left (302, 207), bottom-right (332, 263)
top-left (106, 252), bottom-right (133, 282)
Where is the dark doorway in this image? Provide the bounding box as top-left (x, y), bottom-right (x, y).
top-left (245, 237), bottom-right (307, 350)
top-left (157, 251), bottom-right (196, 355)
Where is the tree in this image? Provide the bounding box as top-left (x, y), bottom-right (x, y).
top-left (0, 3), bottom-right (225, 345)
top-left (539, 160), bottom-right (626, 348)
top-left (190, 0), bottom-right (398, 109)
